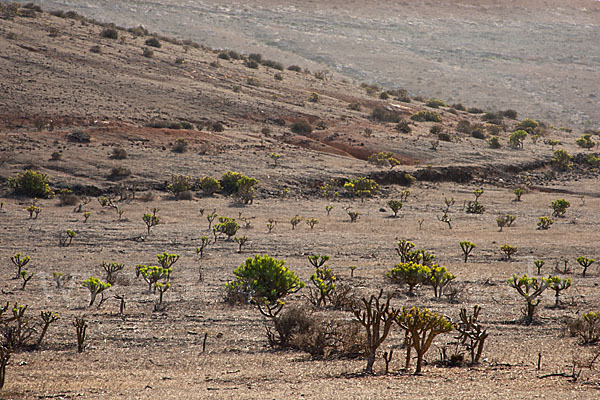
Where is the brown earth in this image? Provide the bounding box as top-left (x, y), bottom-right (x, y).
top-left (1, 6), bottom-right (600, 400)
top-left (17, 0), bottom-right (600, 130)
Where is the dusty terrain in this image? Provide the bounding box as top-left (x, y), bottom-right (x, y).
top-left (1, 6), bottom-right (600, 400)
top-left (19, 0), bottom-right (600, 130)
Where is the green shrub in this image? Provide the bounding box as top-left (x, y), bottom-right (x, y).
top-left (8, 170), bottom-right (53, 198)
top-left (344, 177), bottom-right (379, 198)
top-left (488, 136), bottom-right (501, 148)
top-left (387, 200), bottom-right (403, 217)
top-left (235, 176), bottom-right (259, 204)
top-left (426, 98), bottom-right (446, 108)
top-left (82, 277), bottom-right (111, 307)
top-left (516, 118), bottom-right (538, 133)
top-left (500, 244), bottom-right (517, 260)
top-left (552, 149), bottom-right (572, 171)
top-left (220, 171), bottom-right (242, 194)
top-left (291, 120), bottom-right (312, 134)
top-left (537, 216), bottom-right (553, 230)
top-left (508, 130), bottom-right (527, 148)
top-left (410, 110), bottom-right (442, 123)
top-left (386, 262), bottom-right (430, 295)
top-left (199, 176), bottom-right (221, 195)
top-left (427, 265), bottom-right (456, 298)
top-left (572, 312), bottom-right (600, 344)
top-left (368, 152), bottom-right (400, 168)
top-left (214, 217), bottom-right (240, 240)
top-left (166, 175), bottom-right (192, 197)
top-left (576, 256), bottom-right (595, 277)
top-left (145, 37), bottom-right (161, 48)
top-left (226, 255), bottom-right (304, 305)
top-left (550, 199), bottom-right (570, 217)
top-left (576, 134), bottom-right (596, 149)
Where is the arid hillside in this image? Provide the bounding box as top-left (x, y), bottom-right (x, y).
top-left (17, 0), bottom-right (600, 130)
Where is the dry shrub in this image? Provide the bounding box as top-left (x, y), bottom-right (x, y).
top-left (267, 305), bottom-right (366, 360)
top-left (138, 191), bottom-right (155, 202)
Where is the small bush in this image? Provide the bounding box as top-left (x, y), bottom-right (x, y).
top-left (89, 45), bottom-right (102, 54)
top-left (438, 132), bottom-right (452, 142)
top-left (218, 52), bottom-right (230, 60)
top-left (145, 37), bottom-right (161, 48)
top-left (508, 130), bottom-right (527, 149)
top-left (108, 167), bottom-right (131, 180)
top-left (488, 136), bottom-right (501, 148)
top-left (396, 119), bottom-right (411, 133)
top-left (344, 177), bottom-right (379, 198)
top-left (100, 28), bottom-right (118, 40)
top-left (372, 107), bottom-right (400, 123)
top-left (467, 107), bottom-right (484, 114)
top-left (501, 109), bottom-right (518, 119)
top-left (142, 48), bottom-right (154, 58)
top-left (8, 170), bottom-right (53, 198)
top-left (368, 152), bottom-right (400, 168)
top-left (211, 122), bottom-right (225, 132)
top-left (166, 175), bottom-right (192, 197)
top-left (172, 138), bottom-right (188, 153)
top-left (576, 134), bottom-right (596, 149)
top-left (349, 102), bottom-right (362, 111)
top-left (220, 171), bottom-right (243, 195)
top-left (426, 98), bottom-right (446, 108)
top-left (452, 103), bottom-right (466, 111)
top-left (550, 199), bottom-right (570, 217)
top-left (199, 176), bottom-right (221, 195)
top-left (516, 118), bottom-right (539, 133)
top-left (58, 189), bottom-right (79, 206)
top-left (429, 125), bottom-right (443, 135)
top-left (291, 120), bottom-right (312, 134)
top-left (410, 110), bottom-right (442, 123)
top-left (287, 65), bottom-right (302, 72)
top-left (110, 147), bottom-right (127, 159)
top-left (245, 60), bottom-right (259, 69)
top-left (69, 130), bottom-right (90, 143)
top-left (262, 59), bottom-right (284, 70)
top-left (471, 129), bottom-right (486, 139)
top-left (552, 149), bottom-right (572, 171)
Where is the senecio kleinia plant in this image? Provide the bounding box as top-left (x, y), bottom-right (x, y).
top-left (550, 199), bottom-right (570, 217)
top-left (82, 277), bottom-right (111, 307)
top-left (137, 265), bottom-right (171, 293)
top-left (507, 274), bottom-right (549, 324)
top-left (396, 306), bottom-right (453, 374)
